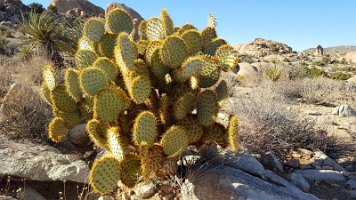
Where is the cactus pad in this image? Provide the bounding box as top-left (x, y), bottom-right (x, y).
top-left (129, 75), bottom-right (151, 104)
top-left (151, 49), bottom-right (170, 80)
top-left (173, 56), bottom-right (203, 83)
top-left (40, 82), bottom-right (52, 104)
top-left (50, 85), bottom-right (78, 113)
top-left (98, 33), bottom-right (116, 58)
top-left (215, 80), bottom-right (228, 101)
top-left (43, 65), bottom-right (56, 91)
top-left (80, 67), bottom-right (108, 96)
top-left (178, 24), bottom-right (198, 35)
top-left (138, 20), bottom-right (148, 40)
top-left (93, 57), bottom-right (118, 81)
top-left (133, 111), bottom-right (157, 148)
top-left (120, 153), bottom-right (141, 188)
top-left (78, 36), bottom-right (96, 51)
top-left (199, 57), bottom-right (221, 88)
top-left (65, 68), bottom-right (82, 102)
top-left (75, 49), bottom-right (97, 68)
top-left (196, 90), bottom-right (219, 126)
top-left (145, 17), bottom-right (164, 41)
top-left (89, 155), bottom-right (121, 194)
top-left (177, 116), bottom-right (203, 143)
top-left (173, 92), bottom-right (195, 120)
top-left (160, 36), bottom-right (188, 68)
top-left (227, 115), bottom-right (239, 152)
top-left (181, 30), bottom-right (202, 55)
top-left (107, 127), bottom-right (124, 160)
top-left (106, 8), bottom-right (133, 34)
top-left (55, 110), bottom-right (81, 128)
top-left (86, 119), bottom-right (108, 148)
top-left (201, 122), bottom-right (227, 147)
top-left (201, 26), bottom-right (217, 47)
top-left (216, 44), bottom-right (238, 71)
top-left (94, 88), bottom-right (131, 121)
top-left (140, 144), bottom-right (164, 179)
top-left (136, 40), bottom-right (148, 56)
top-left (48, 117), bottom-right (69, 143)
top-left (161, 9), bottom-right (174, 37)
top-left (115, 32), bottom-right (138, 72)
top-left (203, 38), bottom-right (227, 56)
top-left (161, 125), bottom-right (188, 157)
top-left (83, 18), bottom-right (105, 42)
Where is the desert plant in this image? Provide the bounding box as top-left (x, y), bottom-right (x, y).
top-left (47, 4), bottom-right (57, 14)
top-left (304, 66), bottom-right (328, 78)
top-left (41, 8), bottom-right (239, 194)
top-left (29, 2), bottom-right (45, 13)
top-left (330, 71), bottom-right (351, 80)
top-left (0, 36), bottom-right (8, 54)
top-left (265, 65), bottom-right (282, 81)
top-left (18, 11), bottom-right (78, 67)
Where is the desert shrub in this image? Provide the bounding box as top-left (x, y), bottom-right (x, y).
top-left (330, 72), bottom-right (351, 80)
top-left (0, 64), bottom-right (13, 99)
top-left (19, 11), bottom-right (79, 67)
top-left (225, 89), bottom-right (331, 159)
top-left (0, 36), bottom-right (9, 54)
top-left (0, 85), bottom-right (51, 141)
top-left (265, 65), bottom-right (282, 81)
top-left (18, 46), bottom-right (33, 60)
top-left (283, 57), bottom-right (291, 62)
top-left (285, 65), bottom-right (309, 80)
top-left (312, 60), bottom-right (326, 67)
top-left (47, 4), bottom-right (57, 14)
top-left (304, 66), bottom-right (328, 78)
top-left (29, 2), bottom-right (45, 13)
top-left (0, 26), bottom-right (14, 38)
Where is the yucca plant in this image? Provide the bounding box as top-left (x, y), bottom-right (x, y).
top-left (19, 11), bottom-right (80, 67)
top-left (265, 65), bottom-right (282, 81)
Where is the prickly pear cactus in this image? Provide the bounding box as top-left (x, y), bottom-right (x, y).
top-left (42, 7), bottom-right (239, 194)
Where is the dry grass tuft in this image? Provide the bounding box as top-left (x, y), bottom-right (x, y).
top-left (223, 86), bottom-right (333, 159)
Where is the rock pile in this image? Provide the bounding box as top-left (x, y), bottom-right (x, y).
top-left (50, 0), bottom-right (104, 17)
top-left (235, 38), bottom-right (293, 57)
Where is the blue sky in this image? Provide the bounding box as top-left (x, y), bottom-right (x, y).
top-left (22, 0), bottom-right (356, 51)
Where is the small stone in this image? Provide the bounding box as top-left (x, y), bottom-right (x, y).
top-left (298, 148), bottom-right (313, 159)
top-left (285, 159), bottom-right (300, 168)
top-left (261, 151), bottom-right (284, 172)
top-left (160, 184), bottom-right (174, 194)
top-left (289, 173), bottom-right (310, 192)
top-left (134, 182), bottom-right (157, 199)
top-left (347, 179), bottom-right (356, 190)
top-left (68, 124), bottom-right (90, 145)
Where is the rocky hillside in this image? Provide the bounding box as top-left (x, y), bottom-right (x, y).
top-left (50, 0), bottom-right (104, 17)
top-left (303, 46), bottom-right (356, 55)
top-left (0, 0), bottom-right (30, 23)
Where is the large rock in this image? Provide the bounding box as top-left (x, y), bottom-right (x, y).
top-left (0, 135), bottom-right (89, 183)
top-left (50, 0), bottom-right (104, 16)
top-left (332, 105), bottom-right (356, 117)
top-left (295, 169), bottom-right (346, 183)
top-left (105, 2), bottom-right (144, 40)
top-left (344, 51), bottom-right (356, 63)
top-left (182, 164), bottom-right (318, 200)
top-left (235, 62), bottom-right (258, 78)
top-left (235, 38), bottom-right (293, 57)
top-left (0, 0), bottom-right (29, 22)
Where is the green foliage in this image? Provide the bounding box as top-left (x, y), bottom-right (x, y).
top-left (0, 36), bottom-right (8, 54)
top-left (330, 72), bottom-right (351, 80)
top-left (29, 2), bottom-right (45, 13)
top-left (42, 7), bottom-right (240, 193)
top-left (265, 65), bottom-right (282, 81)
top-left (19, 11), bottom-right (81, 67)
top-left (304, 66), bottom-right (328, 78)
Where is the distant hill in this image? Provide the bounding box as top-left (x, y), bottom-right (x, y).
top-left (303, 46), bottom-right (356, 55)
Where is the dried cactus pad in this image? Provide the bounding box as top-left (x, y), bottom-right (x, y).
top-left (89, 155), bottom-right (121, 194)
top-left (228, 115), bottom-right (239, 152)
top-left (120, 153), bottom-right (141, 188)
top-left (161, 125), bottom-right (189, 157)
